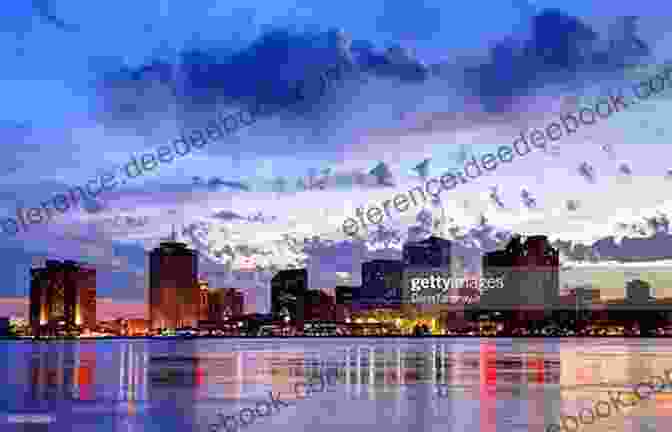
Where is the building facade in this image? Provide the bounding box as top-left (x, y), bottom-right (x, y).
top-left (335, 285), bottom-right (354, 322)
top-left (360, 259), bottom-right (404, 308)
top-left (199, 280), bottom-right (209, 321)
top-left (148, 241), bottom-right (199, 330)
top-left (481, 235), bottom-right (560, 322)
top-left (29, 260), bottom-right (96, 336)
top-left (403, 236), bottom-right (452, 268)
top-left (207, 288), bottom-right (245, 321)
top-left (271, 269), bottom-right (307, 322)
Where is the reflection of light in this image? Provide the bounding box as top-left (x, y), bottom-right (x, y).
top-left (238, 322), bottom-right (243, 327)
top-left (40, 319), bottom-right (46, 325)
top-left (355, 319), bottom-right (363, 324)
top-left (345, 318), bottom-right (350, 323)
top-left (367, 318), bottom-right (378, 323)
top-left (395, 318), bottom-right (401, 327)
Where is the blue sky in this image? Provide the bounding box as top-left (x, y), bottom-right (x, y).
top-left (2, 0), bottom-right (672, 303)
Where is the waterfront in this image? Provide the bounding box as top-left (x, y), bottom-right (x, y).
top-left (2, 338), bottom-right (672, 431)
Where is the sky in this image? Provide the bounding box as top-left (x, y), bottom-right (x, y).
top-left (2, 0), bottom-right (672, 315)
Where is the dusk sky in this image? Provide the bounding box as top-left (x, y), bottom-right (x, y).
top-left (2, 0), bottom-right (672, 314)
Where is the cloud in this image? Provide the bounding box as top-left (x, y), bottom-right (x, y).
top-left (461, 10), bottom-right (651, 113)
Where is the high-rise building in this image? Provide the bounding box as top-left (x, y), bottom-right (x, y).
top-left (271, 269), bottom-right (307, 322)
top-left (625, 279), bottom-right (653, 304)
top-left (148, 240), bottom-right (199, 330)
top-left (403, 236), bottom-right (452, 268)
top-left (29, 260), bottom-right (96, 336)
top-left (198, 279), bottom-right (209, 321)
top-left (360, 259), bottom-right (404, 307)
top-left (207, 288), bottom-right (244, 321)
top-left (481, 235), bottom-right (559, 322)
top-left (304, 290), bottom-right (336, 321)
top-left (402, 236), bottom-right (454, 306)
top-left (335, 285), bottom-right (354, 321)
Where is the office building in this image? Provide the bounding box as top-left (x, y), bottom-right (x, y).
top-left (360, 259), bottom-right (404, 307)
top-left (207, 288), bottom-right (245, 321)
top-left (148, 238), bottom-right (199, 330)
top-left (403, 236), bottom-right (452, 268)
top-left (625, 279), bottom-right (653, 304)
top-left (481, 235), bottom-right (560, 322)
top-left (402, 236), bottom-right (454, 300)
top-left (335, 285), bottom-right (354, 321)
top-left (271, 269), bottom-right (307, 322)
top-left (29, 260), bottom-right (96, 336)
top-left (305, 290), bottom-right (336, 322)
top-left (0, 317), bottom-right (9, 336)
top-left (199, 279), bottom-right (209, 321)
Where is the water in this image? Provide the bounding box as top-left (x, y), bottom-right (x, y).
top-left (2, 338), bottom-right (672, 432)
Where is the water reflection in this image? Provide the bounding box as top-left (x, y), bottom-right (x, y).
top-left (3, 339), bottom-right (672, 432)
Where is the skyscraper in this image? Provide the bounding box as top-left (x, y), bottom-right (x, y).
top-left (360, 259), bottom-right (404, 307)
top-left (271, 269), bottom-right (307, 322)
top-left (481, 235), bottom-right (559, 323)
top-left (29, 260), bottom-right (96, 336)
top-left (148, 239), bottom-right (199, 330)
top-left (403, 236), bottom-right (452, 268)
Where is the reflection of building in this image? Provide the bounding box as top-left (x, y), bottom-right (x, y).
top-left (29, 260), bottom-right (96, 336)
top-left (481, 235), bottom-right (559, 322)
top-left (28, 343), bottom-right (99, 402)
top-left (148, 240), bottom-right (199, 330)
top-left (271, 269), bottom-right (307, 322)
top-left (207, 288), bottom-right (244, 321)
top-left (149, 351), bottom-right (202, 430)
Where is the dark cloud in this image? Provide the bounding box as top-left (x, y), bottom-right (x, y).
top-left (461, 10), bottom-right (651, 112)
top-left (350, 41), bottom-right (429, 82)
top-left (212, 210), bottom-right (245, 221)
top-left (593, 232), bottom-right (672, 261)
top-left (93, 27), bottom-right (430, 134)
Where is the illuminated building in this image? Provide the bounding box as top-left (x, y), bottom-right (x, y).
top-left (125, 319), bottom-right (150, 336)
top-left (198, 279), bottom-right (209, 320)
top-left (148, 237), bottom-right (199, 330)
top-left (29, 260), bottom-right (96, 336)
top-left (207, 288), bottom-right (244, 321)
